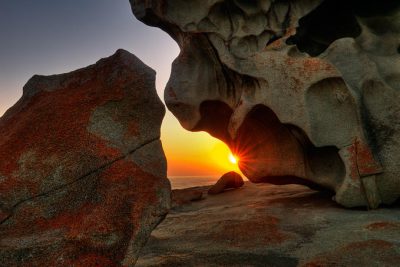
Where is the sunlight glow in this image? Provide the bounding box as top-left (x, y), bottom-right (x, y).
top-left (163, 115), bottom-right (245, 176)
top-left (229, 153), bottom-right (238, 165)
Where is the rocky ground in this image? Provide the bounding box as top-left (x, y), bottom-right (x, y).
top-left (137, 182), bottom-right (400, 267)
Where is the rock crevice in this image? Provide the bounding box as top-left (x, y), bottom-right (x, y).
top-left (0, 137), bottom-right (160, 226)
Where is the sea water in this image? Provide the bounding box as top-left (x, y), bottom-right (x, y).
top-left (168, 176), bottom-right (220, 189)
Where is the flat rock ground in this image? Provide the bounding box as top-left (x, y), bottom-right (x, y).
top-left (137, 182), bottom-right (400, 267)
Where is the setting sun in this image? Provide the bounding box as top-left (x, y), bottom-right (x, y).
top-left (229, 153), bottom-right (238, 165)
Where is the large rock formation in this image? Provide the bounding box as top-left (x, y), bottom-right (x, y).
top-left (130, 0), bottom-right (400, 208)
top-left (0, 49), bottom-right (170, 266)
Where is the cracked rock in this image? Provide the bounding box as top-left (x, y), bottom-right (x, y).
top-left (0, 49), bottom-right (170, 266)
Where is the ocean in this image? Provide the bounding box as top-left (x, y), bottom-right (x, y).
top-left (168, 176), bottom-right (220, 189)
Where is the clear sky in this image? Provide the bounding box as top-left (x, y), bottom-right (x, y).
top-left (0, 0), bottom-right (241, 177)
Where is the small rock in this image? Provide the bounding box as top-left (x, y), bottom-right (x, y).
top-left (172, 187), bottom-right (204, 208)
top-left (208, 171), bottom-right (244, 195)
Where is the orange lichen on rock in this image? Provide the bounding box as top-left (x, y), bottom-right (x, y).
top-left (0, 50), bottom-right (170, 266)
top-left (365, 221), bottom-right (400, 231)
top-left (302, 240), bottom-right (399, 267)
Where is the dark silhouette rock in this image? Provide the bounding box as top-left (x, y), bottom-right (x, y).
top-left (0, 49), bottom-right (170, 266)
top-left (208, 172), bottom-right (244, 195)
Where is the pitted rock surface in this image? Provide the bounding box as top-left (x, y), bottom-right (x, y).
top-left (0, 49), bottom-right (170, 266)
top-left (130, 0), bottom-right (400, 208)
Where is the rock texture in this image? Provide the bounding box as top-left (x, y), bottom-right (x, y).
top-left (0, 49), bottom-right (170, 266)
top-left (171, 187), bottom-right (204, 209)
top-left (130, 0), bottom-right (400, 208)
top-left (208, 171), bottom-right (244, 195)
top-left (137, 182), bottom-right (400, 267)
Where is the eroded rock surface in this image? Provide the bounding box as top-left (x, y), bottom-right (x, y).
top-left (130, 0), bottom-right (400, 208)
top-left (0, 49), bottom-right (170, 266)
top-left (137, 183), bottom-right (400, 267)
top-left (171, 187), bottom-right (204, 208)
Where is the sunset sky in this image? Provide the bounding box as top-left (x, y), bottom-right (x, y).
top-left (0, 0), bottom-right (241, 177)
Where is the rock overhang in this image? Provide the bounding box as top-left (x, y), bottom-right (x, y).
top-left (130, 0), bottom-right (400, 208)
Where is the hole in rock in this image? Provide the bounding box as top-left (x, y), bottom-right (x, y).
top-left (164, 101), bottom-right (245, 189)
top-left (194, 102), bottom-right (345, 191)
top-left (287, 0), bottom-right (400, 56)
top-left (181, 100), bottom-right (346, 191)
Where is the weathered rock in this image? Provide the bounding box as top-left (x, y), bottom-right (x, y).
top-left (130, 0), bottom-right (400, 208)
top-left (208, 171), bottom-right (244, 195)
top-left (0, 49), bottom-right (170, 266)
top-left (172, 187), bottom-right (204, 208)
top-left (136, 183), bottom-right (400, 267)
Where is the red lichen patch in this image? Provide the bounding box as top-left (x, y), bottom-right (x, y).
top-left (283, 55), bottom-right (336, 84)
top-left (125, 121), bottom-right (139, 138)
top-left (365, 221), bottom-right (400, 231)
top-left (284, 57), bottom-right (297, 67)
top-left (2, 160), bottom-right (166, 266)
top-left (0, 87), bottom-right (120, 203)
top-left (345, 143), bottom-right (360, 182)
top-left (355, 139), bottom-right (383, 176)
top-left (2, 156), bottom-right (166, 265)
top-left (341, 139), bottom-right (383, 185)
top-left (302, 240), bottom-right (400, 267)
top-left (0, 51), bottom-right (168, 266)
top-left (0, 51), bottom-right (153, 207)
top-left (302, 58), bottom-right (333, 73)
top-left (67, 253), bottom-right (118, 267)
top-left (209, 214), bottom-right (290, 248)
top-left (22, 158), bottom-right (157, 233)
